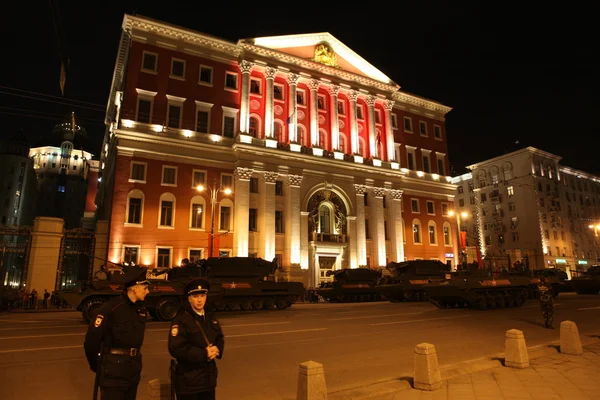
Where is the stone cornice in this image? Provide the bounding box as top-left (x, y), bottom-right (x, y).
top-left (392, 92), bottom-right (452, 115)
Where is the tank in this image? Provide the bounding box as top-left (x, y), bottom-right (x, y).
top-left (422, 270), bottom-right (532, 310)
top-left (314, 268), bottom-right (383, 302)
top-left (570, 265), bottom-right (600, 295)
top-left (56, 257), bottom-right (305, 322)
top-left (378, 260), bottom-right (449, 302)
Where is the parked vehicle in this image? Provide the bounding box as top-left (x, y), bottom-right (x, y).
top-left (315, 268), bottom-right (383, 302)
top-left (570, 265), bottom-right (600, 295)
top-left (379, 260), bottom-right (449, 302)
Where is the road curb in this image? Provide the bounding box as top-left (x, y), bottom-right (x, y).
top-left (328, 335), bottom-right (600, 399)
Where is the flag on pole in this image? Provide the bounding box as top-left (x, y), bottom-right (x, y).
top-left (286, 109), bottom-right (296, 125)
top-left (59, 61), bottom-right (67, 96)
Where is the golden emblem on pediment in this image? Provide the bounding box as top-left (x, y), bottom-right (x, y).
top-left (313, 43), bottom-right (338, 68)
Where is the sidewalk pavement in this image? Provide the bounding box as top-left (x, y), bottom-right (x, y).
top-left (331, 339), bottom-right (600, 400)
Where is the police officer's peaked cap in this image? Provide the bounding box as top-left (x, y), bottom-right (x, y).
top-left (122, 266), bottom-right (149, 288)
top-left (184, 278), bottom-right (210, 296)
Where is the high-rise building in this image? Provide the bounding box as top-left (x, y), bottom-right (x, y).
top-left (452, 147), bottom-right (600, 277)
top-left (96, 14), bottom-right (457, 287)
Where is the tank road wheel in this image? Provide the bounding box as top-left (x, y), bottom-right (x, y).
top-left (495, 295), bottom-right (506, 308)
top-left (505, 295), bottom-right (515, 308)
top-left (228, 301), bottom-right (241, 311)
top-left (512, 291), bottom-right (524, 307)
top-left (156, 298), bottom-right (181, 321)
top-left (239, 300), bottom-right (252, 311)
top-left (212, 301), bottom-right (227, 311)
top-left (418, 291), bottom-right (429, 301)
top-left (275, 299), bottom-right (287, 309)
top-left (82, 298), bottom-right (106, 323)
top-left (263, 299), bottom-right (275, 309)
top-left (473, 296), bottom-right (487, 310)
top-left (251, 300), bottom-right (263, 310)
top-left (485, 294), bottom-right (497, 309)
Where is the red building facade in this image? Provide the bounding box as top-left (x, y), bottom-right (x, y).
top-left (96, 15), bottom-right (458, 286)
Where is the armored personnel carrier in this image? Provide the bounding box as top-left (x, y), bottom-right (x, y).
top-left (422, 270), bottom-right (531, 310)
top-left (570, 265), bottom-right (600, 295)
top-left (57, 257), bottom-right (305, 322)
top-left (315, 268), bottom-right (383, 302)
top-left (378, 260), bottom-right (449, 302)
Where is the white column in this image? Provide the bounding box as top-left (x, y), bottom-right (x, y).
top-left (300, 211), bottom-right (310, 270)
top-left (347, 216), bottom-right (358, 269)
top-left (366, 95), bottom-right (377, 158)
top-left (239, 60), bottom-right (254, 134)
top-left (371, 187), bottom-right (387, 267)
top-left (354, 184), bottom-right (368, 266)
top-left (287, 73), bottom-right (299, 143)
top-left (233, 167), bottom-right (253, 257)
top-left (264, 67), bottom-right (276, 138)
top-left (389, 189), bottom-right (405, 262)
top-left (286, 174), bottom-right (303, 266)
top-left (348, 90), bottom-right (359, 155)
top-left (260, 171), bottom-right (278, 261)
top-left (309, 79), bottom-right (320, 147)
top-left (328, 85), bottom-right (340, 150)
top-left (383, 99), bottom-right (395, 162)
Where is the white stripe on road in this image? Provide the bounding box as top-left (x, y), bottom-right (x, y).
top-left (158, 327), bottom-right (328, 341)
top-left (577, 306), bottom-right (600, 311)
top-left (0, 324), bottom-right (86, 331)
top-left (327, 312), bottom-right (424, 321)
top-left (370, 315), bottom-right (470, 326)
top-left (146, 321), bottom-right (291, 333)
top-left (0, 345), bottom-right (82, 354)
top-left (0, 332), bottom-right (84, 340)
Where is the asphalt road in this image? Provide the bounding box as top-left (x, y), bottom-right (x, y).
top-left (0, 293), bottom-right (599, 400)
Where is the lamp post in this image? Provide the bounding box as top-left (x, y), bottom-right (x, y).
top-left (448, 210), bottom-right (469, 266)
top-left (197, 178), bottom-right (232, 258)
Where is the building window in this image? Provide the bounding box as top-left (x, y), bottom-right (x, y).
top-left (337, 100), bottom-right (345, 115)
top-left (170, 58), bottom-right (185, 79)
top-left (130, 162), bottom-right (146, 182)
top-left (157, 248), bottom-right (171, 268)
top-left (275, 181), bottom-right (284, 196)
top-left (420, 122), bottom-right (428, 136)
top-left (426, 201), bottom-right (435, 215)
top-left (220, 206), bottom-right (231, 230)
top-left (357, 105), bottom-right (364, 120)
top-left (407, 152), bottom-right (415, 170)
top-left (191, 203), bottom-right (203, 229)
top-left (249, 116), bottom-right (259, 137)
top-left (249, 208), bottom-right (257, 232)
top-left (167, 104), bottom-right (182, 128)
top-left (274, 84), bottom-right (284, 100)
top-left (162, 166), bottom-right (177, 186)
top-left (512, 232), bottom-right (519, 242)
top-left (434, 125), bottom-right (442, 140)
top-left (428, 222), bottom-right (437, 245)
top-left (223, 116), bottom-right (235, 138)
top-left (192, 170), bottom-right (206, 188)
top-left (509, 202), bottom-right (516, 211)
top-left (250, 177), bottom-right (259, 193)
top-left (142, 51), bottom-right (157, 73)
top-left (199, 65), bottom-right (213, 85)
top-left (391, 114), bottom-right (398, 129)
top-left (196, 111), bottom-right (209, 133)
top-left (404, 117), bottom-right (413, 132)
top-left (318, 95), bottom-right (326, 110)
top-left (136, 99), bottom-right (152, 123)
top-left (160, 200), bottom-right (174, 227)
top-left (189, 249), bottom-right (203, 262)
top-left (459, 199), bottom-right (465, 207)
top-left (225, 72), bottom-right (238, 90)
top-left (250, 78), bottom-right (261, 95)
top-left (422, 155), bottom-right (430, 173)
top-left (338, 134), bottom-right (345, 153)
top-left (123, 246), bottom-right (139, 264)
top-left (274, 121), bottom-right (284, 142)
top-left (375, 110), bottom-right (381, 124)
top-left (275, 210), bottom-right (284, 233)
top-left (296, 90), bottom-right (306, 106)
top-left (437, 159), bottom-right (445, 176)
top-left (507, 186), bottom-right (514, 196)
top-left (57, 185), bottom-right (66, 193)
top-left (443, 223), bottom-right (451, 246)
top-left (365, 218), bottom-right (370, 239)
top-left (411, 199), bottom-right (420, 213)
top-left (441, 203), bottom-right (449, 216)
top-left (221, 174), bottom-right (233, 190)
top-left (127, 197), bottom-right (142, 224)
top-left (412, 220), bottom-right (422, 244)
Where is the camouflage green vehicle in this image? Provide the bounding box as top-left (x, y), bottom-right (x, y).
top-left (57, 257), bottom-right (305, 322)
top-left (315, 268), bottom-right (383, 302)
top-left (570, 265), bottom-right (600, 295)
top-left (422, 270), bottom-right (531, 310)
top-left (378, 260), bottom-right (449, 302)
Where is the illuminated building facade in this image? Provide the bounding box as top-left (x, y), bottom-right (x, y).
top-left (96, 15), bottom-right (457, 286)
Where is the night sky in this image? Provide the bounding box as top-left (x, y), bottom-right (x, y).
top-left (3, 3), bottom-right (598, 175)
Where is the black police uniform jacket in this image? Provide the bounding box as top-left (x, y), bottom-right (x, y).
top-left (83, 293), bottom-right (147, 387)
top-left (168, 307), bottom-right (225, 394)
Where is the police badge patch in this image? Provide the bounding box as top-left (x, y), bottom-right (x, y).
top-left (171, 325), bottom-right (179, 337)
top-left (94, 315), bottom-right (104, 328)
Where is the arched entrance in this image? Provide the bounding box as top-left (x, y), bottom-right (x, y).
top-left (305, 188), bottom-right (350, 287)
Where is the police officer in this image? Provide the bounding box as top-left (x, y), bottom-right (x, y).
top-left (84, 265), bottom-right (150, 400)
top-left (169, 278), bottom-right (225, 400)
top-left (538, 277), bottom-right (554, 329)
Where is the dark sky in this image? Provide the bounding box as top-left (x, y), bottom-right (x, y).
top-left (3, 3), bottom-right (598, 175)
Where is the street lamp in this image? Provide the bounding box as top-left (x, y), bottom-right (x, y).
top-left (448, 210), bottom-right (469, 266)
top-left (197, 178), bottom-right (232, 258)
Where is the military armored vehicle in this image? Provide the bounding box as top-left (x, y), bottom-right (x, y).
top-left (57, 257), bottom-right (305, 322)
top-left (422, 270), bottom-right (531, 310)
top-left (315, 268), bottom-right (383, 302)
top-left (378, 260), bottom-right (449, 302)
top-left (570, 265), bottom-right (600, 295)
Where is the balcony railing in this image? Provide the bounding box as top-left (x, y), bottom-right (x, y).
top-left (312, 232), bottom-right (347, 243)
